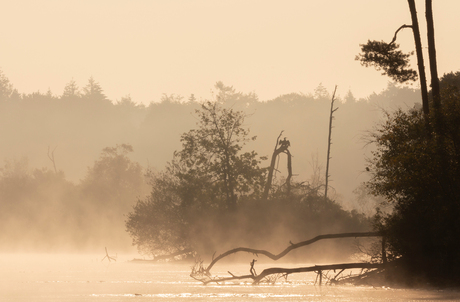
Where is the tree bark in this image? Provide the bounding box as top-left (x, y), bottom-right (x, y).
top-left (425, 0), bottom-right (451, 200)
top-left (407, 0), bottom-right (429, 116)
top-left (425, 0), bottom-right (440, 110)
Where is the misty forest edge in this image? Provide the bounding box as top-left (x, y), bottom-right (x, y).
top-left (3, 70), bottom-right (460, 286)
top-left (2, 0), bottom-right (460, 288)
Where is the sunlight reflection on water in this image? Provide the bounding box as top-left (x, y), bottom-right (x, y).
top-left (2, 254), bottom-right (460, 301)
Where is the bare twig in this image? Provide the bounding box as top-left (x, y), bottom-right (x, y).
top-left (390, 24), bottom-right (413, 45)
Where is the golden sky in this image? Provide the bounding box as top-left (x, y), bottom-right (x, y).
top-left (1, 0), bottom-right (459, 104)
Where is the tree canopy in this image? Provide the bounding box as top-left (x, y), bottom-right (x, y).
top-left (174, 100), bottom-right (266, 210)
top-left (356, 40), bottom-right (417, 83)
top-left (126, 90), bottom-right (269, 257)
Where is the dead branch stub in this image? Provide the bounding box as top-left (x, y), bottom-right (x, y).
top-left (101, 247), bottom-right (117, 262)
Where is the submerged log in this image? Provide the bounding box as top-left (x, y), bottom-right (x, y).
top-left (253, 263), bottom-right (382, 284)
top-left (199, 262), bottom-right (383, 285)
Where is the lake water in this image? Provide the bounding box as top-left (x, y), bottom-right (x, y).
top-left (2, 254), bottom-right (460, 301)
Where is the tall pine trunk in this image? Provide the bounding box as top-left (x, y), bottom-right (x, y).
top-left (407, 0), bottom-right (429, 116)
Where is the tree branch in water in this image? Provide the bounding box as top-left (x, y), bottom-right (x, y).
top-left (203, 232), bottom-right (380, 274)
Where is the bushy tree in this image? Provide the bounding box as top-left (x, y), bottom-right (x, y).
top-left (81, 144), bottom-right (147, 203)
top-left (368, 73), bottom-right (460, 285)
top-left (126, 98), bottom-right (266, 257)
top-left (125, 170), bottom-right (191, 258)
top-left (175, 100), bottom-right (266, 210)
top-left (79, 144), bottom-right (149, 250)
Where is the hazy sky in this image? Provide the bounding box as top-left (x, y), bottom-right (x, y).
top-left (1, 0), bottom-right (459, 104)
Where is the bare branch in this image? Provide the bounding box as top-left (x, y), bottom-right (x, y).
top-left (390, 24), bottom-right (412, 45)
top-left (101, 247), bottom-right (117, 262)
top-left (204, 232), bottom-right (380, 274)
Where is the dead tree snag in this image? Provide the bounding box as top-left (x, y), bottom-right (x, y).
top-left (324, 86), bottom-right (338, 201)
top-left (47, 145), bottom-right (58, 173)
top-left (263, 131), bottom-right (292, 200)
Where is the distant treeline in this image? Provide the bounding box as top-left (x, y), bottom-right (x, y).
top-left (0, 69), bottom-right (421, 252)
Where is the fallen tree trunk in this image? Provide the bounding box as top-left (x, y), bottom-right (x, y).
top-left (204, 231), bottom-right (380, 274)
top-left (199, 262), bottom-right (383, 285)
top-left (254, 263), bottom-right (382, 284)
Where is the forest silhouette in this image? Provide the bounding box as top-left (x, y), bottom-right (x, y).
top-left (0, 70), bottom-right (420, 256)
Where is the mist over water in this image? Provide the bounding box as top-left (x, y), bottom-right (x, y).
top-left (2, 254), bottom-right (459, 302)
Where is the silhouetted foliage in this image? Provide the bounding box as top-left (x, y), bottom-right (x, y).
top-left (175, 100), bottom-right (266, 210)
top-left (356, 40), bottom-right (417, 83)
top-left (368, 73), bottom-right (460, 285)
top-left (356, 1), bottom-right (441, 118)
top-left (126, 96), bottom-right (269, 257)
